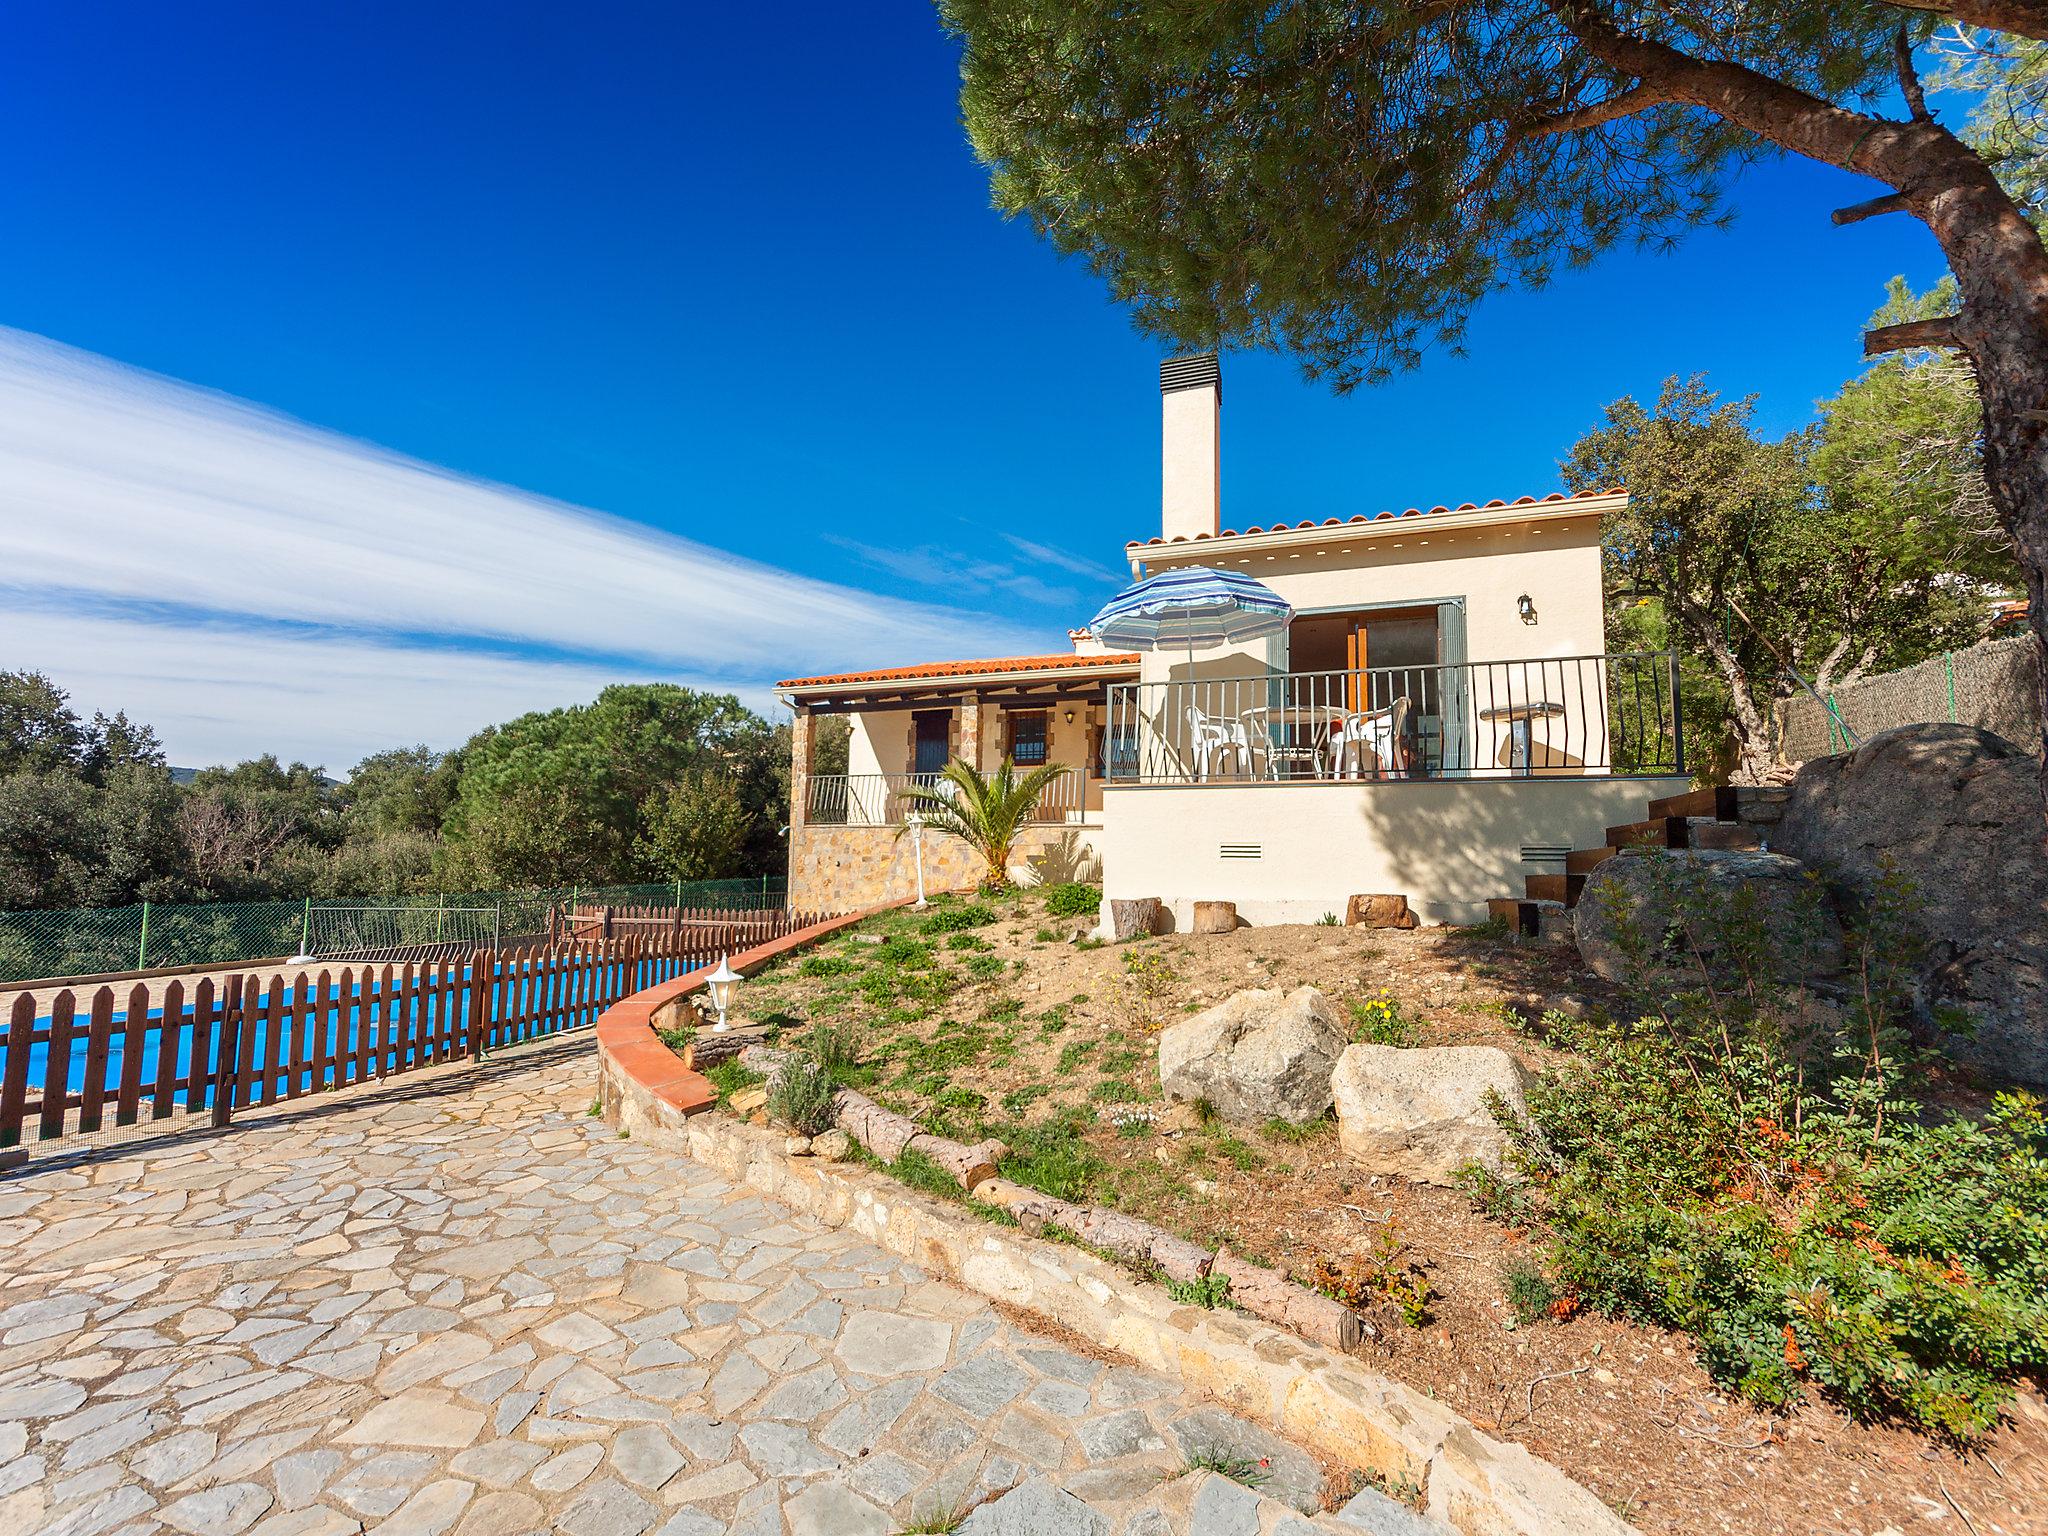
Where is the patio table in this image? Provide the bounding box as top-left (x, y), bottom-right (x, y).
top-left (1241, 703), bottom-right (1348, 779)
top-left (1478, 701), bottom-right (1565, 774)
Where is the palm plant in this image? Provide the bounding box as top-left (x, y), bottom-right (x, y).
top-left (898, 756), bottom-right (1069, 893)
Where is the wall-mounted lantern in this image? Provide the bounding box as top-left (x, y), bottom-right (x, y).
top-left (1516, 592), bottom-right (1537, 624)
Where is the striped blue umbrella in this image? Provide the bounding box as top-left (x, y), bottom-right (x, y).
top-left (1090, 566), bottom-right (1292, 660)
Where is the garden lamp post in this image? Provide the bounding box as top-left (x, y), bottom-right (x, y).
top-left (907, 809), bottom-right (929, 910)
top-left (705, 955), bottom-right (742, 1033)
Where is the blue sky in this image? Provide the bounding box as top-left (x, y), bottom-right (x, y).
top-left (0, 2), bottom-right (1948, 767)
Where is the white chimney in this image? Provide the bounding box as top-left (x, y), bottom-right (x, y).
top-left (1160, 352), bottom-right (1219, 541)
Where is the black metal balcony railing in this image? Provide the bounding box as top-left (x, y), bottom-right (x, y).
top-left (1101, 652), bottom-right (1683, 785)
top-left (804, 771), bottom-right (1089, 827)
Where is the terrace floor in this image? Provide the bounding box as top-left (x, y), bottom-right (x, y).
top-left (0, 1033), bottom-right (1347, 1536)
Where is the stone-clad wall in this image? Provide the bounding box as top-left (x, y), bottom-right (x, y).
top-left (789, 823), bottom-right (1104, 910)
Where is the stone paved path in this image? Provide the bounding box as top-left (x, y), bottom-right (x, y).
top-left (0, 1034), bottom-right (1398, 1536)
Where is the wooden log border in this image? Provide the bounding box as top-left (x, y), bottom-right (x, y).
top-left (737, 1042), bottom-right (1363, 1352)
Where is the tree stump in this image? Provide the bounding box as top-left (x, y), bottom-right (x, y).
top-left (1345, 893), bottom-right (1418, 929)
top-left (1191, 901), bottom-right (1238, 935)
top-left (1107, 898), bottom-right (1163, 940)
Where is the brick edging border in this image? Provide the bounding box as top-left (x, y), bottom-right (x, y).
top-left (592, 903), bottom-right (1635, 1536)
top-left (593, 902), bottom-right (901, 1131)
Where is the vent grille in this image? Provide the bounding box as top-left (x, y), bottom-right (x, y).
top-left (1520, 843), bottom-right (1571, 865)
top-left (1219, 842), bottom-right (1262, 860)
top-left (1160, 352), bottom-right (1221, 394)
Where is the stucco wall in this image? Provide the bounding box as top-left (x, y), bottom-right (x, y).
top-left (790, 821), bottom-right (1106, 911)
top-left (1136, 513), bottom-right (1606, 686)
top-left (1100, 775), bottom-right (1686, 926)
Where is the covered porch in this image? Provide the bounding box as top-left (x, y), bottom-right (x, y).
top-left (780, 650), bottom-right (1141, 908)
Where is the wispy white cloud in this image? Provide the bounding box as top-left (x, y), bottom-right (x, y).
top-left (825, 536), bottom-right (1090, 612)
top-left (0, 327), bottom-right (1058, 764)
top-left (1000, 531), bottom-right (1125, 586)
top-left (4, 608), bottom-right (689, 772)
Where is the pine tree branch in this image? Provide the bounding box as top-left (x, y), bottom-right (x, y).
top-left (1832, 192), bottom-right (1912, 224)
top-left (1895, 26), bottom-right (1934, 124)
top-left (1864, 316), bottom-right (1964, 353)
top-left (1517, 83), bottom-right (1668, 139)
top-left (1882, 0), bottom-right (2048, 45)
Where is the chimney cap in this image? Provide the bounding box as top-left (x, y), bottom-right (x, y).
top-left (1160, 352), bottom-right (1220, 395)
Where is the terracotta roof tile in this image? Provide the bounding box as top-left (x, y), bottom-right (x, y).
top-left (1124, 487), bottom-right (1622, 549)
top-left (779, 651), bottom-right (1141, 690)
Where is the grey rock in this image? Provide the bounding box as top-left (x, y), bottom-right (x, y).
top-left (1168, 1409), bottom-right (1323, 1515)
top-left (1076, 1408), bottom-right (1165, 1462)
top-left (161, 1482), bottom-right (273, 1536)
top-left (957, 1476), bottom-right (1110, 1536)
top-left (1575, 847), bottom-right (1845, 992)
top-left (608, 1424), bottom-right (683, 1491)
top-left (930, 1351), bottom-right (1029, 1419)
top-left (1333, 1483), bottom-right (1460, 1534)
top-left (130, 1429), bottom-right (217, 1488)
top-left (1188, 1473), bottom-right (1262, 1536)
top-left (1331, 1042), bottom-right (1528, 1185)
top-left (273, 1449), bottom-right (342, 1508)
top-left (1158, 987), bottom-right (1346, 1126)
top-left (783, 1480), bottom-right (891, 1536)
top-left (1774, 723), bottom-right (2048, 1084)
top-left (810, 1129), bottom-right (854, 1162)
top-left (555, 1477), bottom-right (657, 1536)
top-left (736, 1421), bottom-right (832, 1477)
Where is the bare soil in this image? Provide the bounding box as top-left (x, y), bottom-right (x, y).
top-left (726, 890), bottom-right (2048, 1536)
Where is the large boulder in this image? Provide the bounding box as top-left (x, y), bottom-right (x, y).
top-left (1574, 847), bottom-right (1846, 992)
top-left (1332, 1044), bottom-right (1528, 1184)
top-left (1157, 986), bottom-right (1347, 1126)
top-left (1772, 723), bottom-right (2048, 1086)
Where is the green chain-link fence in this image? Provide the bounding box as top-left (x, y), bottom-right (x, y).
top-left (0, 875), bottom-right (787, 985)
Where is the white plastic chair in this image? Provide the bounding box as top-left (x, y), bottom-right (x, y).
top-left (1327, 697), bottom-right (1412, 780)
top-left (1187, 704), bottom-right (1255, 781)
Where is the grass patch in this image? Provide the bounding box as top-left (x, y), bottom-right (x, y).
top-left (922, 901), bottom-right (996, 934)
top-left (1184, 1449), bottom-right (1270, 1489)
top-left (1041, 882), bottom-right (1098, 919)
top-left (1259, 1114), bottom-right (1331, 1143)
top-left (704, 1058), bottom-right (764, 1103)
top-left (993, 1110), bottom-right (1106, 1202)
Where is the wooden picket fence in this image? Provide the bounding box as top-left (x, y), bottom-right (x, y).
top-left (0, 907), bottom-right (829, 1153)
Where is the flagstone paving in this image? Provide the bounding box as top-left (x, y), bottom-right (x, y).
top-left (0, 1034), bottom-right (1385, 1536)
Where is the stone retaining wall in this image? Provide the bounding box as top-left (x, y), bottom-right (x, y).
top-left (592, 915), bottom-right (1635, 1536)
top-left (788, 822), bottom-right (1104, 911)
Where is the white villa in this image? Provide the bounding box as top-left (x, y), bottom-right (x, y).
top-left (779, 356), bottom-right (1690, 927)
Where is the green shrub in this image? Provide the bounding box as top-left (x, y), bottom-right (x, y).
top-left (945, 932), bottom-right (989, 951)
top-left (923, 902), bottom-right (996, 933)
top-left (798, 1021), bottom-right (861, 1080)
top-left (875, 935), bottom-right (935, 967)
top-left (963, 953), bottom-right (1005, 982)
top-left (1500, 1258), bottom-right (1562, 1325)
top-left (766, 1057), bottom-right (838, 1137)
top-left (798, 953), bottom-right (855, 978)
top-left (1491, 860), bottom-right (2048, 1442)
top-left (1166, 1271), bottom-right (1234, 1309)
top-left (1034, 926), bottom-right (1059, 943)
top-left (1041, 882), bottom-right (1099, 919)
